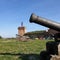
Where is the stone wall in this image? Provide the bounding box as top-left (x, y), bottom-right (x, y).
top-left (50, 55), bottom-right (60, 60)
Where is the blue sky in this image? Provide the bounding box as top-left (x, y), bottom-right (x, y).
top-left (0, 0), bottom-right (60, 38)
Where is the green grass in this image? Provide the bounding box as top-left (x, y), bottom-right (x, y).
top-left (0, 39), bottom-right (52, 60)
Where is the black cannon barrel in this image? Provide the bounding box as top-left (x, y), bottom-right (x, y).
top-left (29, 13), bottom-right (60, 32)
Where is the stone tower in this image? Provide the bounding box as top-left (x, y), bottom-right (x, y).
top-left (18, 22), bottom-right (25, 36)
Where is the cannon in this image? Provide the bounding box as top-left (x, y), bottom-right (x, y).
top-left (29, 13), bottom-right (60, 60)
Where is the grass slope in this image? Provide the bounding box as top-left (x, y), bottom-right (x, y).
top-left (0, 39), bottom-right (51, 60)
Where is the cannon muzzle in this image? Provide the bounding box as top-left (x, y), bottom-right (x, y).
top-left (29, 13), bottom-right (60, 32)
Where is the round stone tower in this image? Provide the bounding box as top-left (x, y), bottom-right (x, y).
top-left (18, 22), bottom-right (25, 36)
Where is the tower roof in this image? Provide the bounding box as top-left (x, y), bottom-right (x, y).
top-left (18, 27), bottom-right (25, 30)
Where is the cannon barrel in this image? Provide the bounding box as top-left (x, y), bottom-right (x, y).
top-left (29, 13), bottom-right (60, 32)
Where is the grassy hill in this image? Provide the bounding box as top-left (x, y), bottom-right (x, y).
top-left (0, 39), bottom-right (51, 60)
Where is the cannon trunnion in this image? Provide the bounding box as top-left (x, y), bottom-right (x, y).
top-left (29, 13), bottom-right (60, 60)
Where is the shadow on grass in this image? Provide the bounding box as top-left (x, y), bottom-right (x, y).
top-left (0, 53), bottom-right (40, 60)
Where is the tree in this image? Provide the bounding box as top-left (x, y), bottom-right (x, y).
top-left (0, 36), bottom-right (2, 39)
